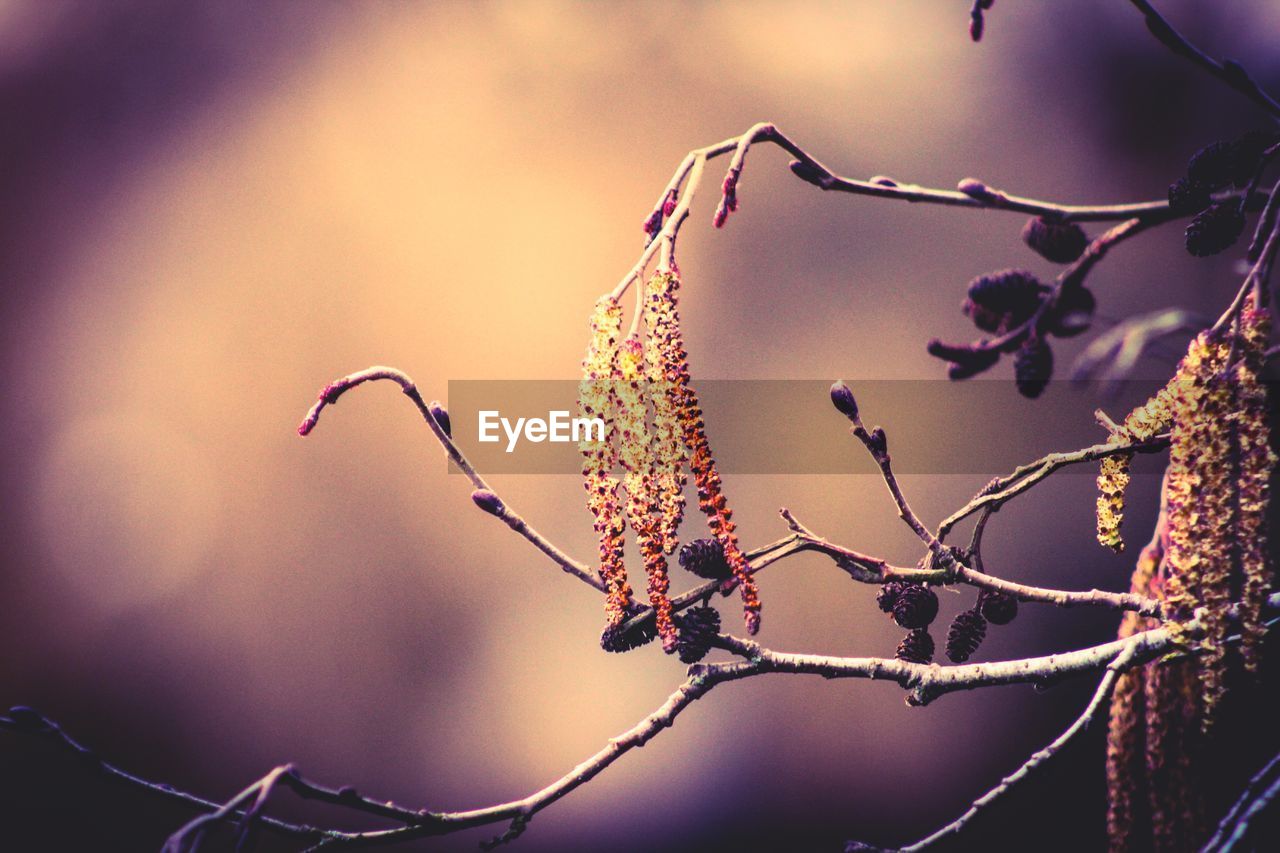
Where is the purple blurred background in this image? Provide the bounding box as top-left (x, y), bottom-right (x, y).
top-left (1, 2), bottom-right (1278, 851)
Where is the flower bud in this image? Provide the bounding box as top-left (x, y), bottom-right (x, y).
top-left (829, 381), bottom-right (859, 420)
top-left (428, 401), bottom-right (451, 438)
top-left (471, 488), bottom-right (503, 516)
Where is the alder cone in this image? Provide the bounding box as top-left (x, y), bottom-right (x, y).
top-left (895, 628), bottom-right (935, 664)
top-left (1022, 216), bottom-right (1088, 264)
top-left (1014, 337), bottom-right (1053, 399)
top-left (678, 538), bottom-right (733, 581)
top-left (600, 618), bottom-right (658, 653)
top-left (892, 584), bottom-right (939, 629)
top-left (1184, 202), bottom-right (1245, 257)
top-left (674, 605), bottom-right (721, 664)
top-left (877, 581), bottom-right (907, 614)
top-left (979, 590), bottom-right (1019, 625)
top-left (945, 608), bottom-right (988, 663)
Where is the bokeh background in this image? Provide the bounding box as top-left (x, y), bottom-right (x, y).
top-left (1, 1), bottom-right (1278, 851)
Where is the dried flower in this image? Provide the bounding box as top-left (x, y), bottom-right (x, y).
top-left (1022, 216), bottom-right (1088, 264)
top-left (945, 608), bottom-right (987, 663)
top-left (896, 628), bottom-right (935, 664)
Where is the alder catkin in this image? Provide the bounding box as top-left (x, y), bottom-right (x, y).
top-left (579, 296), bottom-right (633, 627)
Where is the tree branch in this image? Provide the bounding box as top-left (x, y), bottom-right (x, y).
top-left (1128, 0), bottom-right (1280, 120)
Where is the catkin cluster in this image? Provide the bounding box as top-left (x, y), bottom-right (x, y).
top-left (578, 271), bottom-right (762, 652)
top-left (1105, 297), bottom-right (1275, 852)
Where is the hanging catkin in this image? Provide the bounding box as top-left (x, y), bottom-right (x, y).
top-left (642, 271), bottom-right (689, 555)
top-left (616, 334), bottom-right (679, 651)
top-left (580, 296), bottom-right (632, 627)
top-left (1105, 532), bottom-right (1159, 852)
top-left (581, 271), bottom-right (764, 645)
top-left (1234, 299), bottom-right (1273, 672)
top-left (648, 270), bottom-right (763, 634)
top-left (1105, 295), bottom-right (1275, 852)
top-left (1096, 381), bottom-right (1179, 551)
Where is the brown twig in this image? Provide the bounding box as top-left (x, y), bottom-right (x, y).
top-left (298, 366), bottom-right (604, 592)
top-left (1128, 0), bottom-right (1280, 120)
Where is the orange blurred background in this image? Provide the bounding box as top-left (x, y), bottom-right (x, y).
top-left (1, 2), bottom-right (1278, 850)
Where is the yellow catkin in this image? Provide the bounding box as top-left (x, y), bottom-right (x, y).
top-left (579, 296), bottom-right (632, 626)
top-left (1096, 381), bottom-right (1179, 551)
top-left (642, 272), bottom-right (689, 555)
top-left (1106, 534), bottom-right (1160, 851)
top-left (616, 335), bottom-right (678, 651)
top-left (1236, 300), bottom-right (1274, 671)
top-left (1107, 297), bottom-right (1274, 851)
top-left (1097, 455), bottom-right (1132, 552)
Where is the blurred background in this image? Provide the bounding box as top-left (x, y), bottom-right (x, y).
top-left (1, 1), bottom-right (1278, 850)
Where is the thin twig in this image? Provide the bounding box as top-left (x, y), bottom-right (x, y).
top-left (1128, 0), bottom-right (1280, 119)
top-left (1204, 750), bottom-right (1280, 852)
top-left (893, 645), bottom-right (1139, 850)
top-left (298, 366), bottom-right (604, 592)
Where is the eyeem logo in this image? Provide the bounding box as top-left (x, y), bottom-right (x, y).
top-left (478, 410), bottom-right (605, 453)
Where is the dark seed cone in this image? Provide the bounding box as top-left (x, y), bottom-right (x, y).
top-left (677, 538), bottom-right (733, 581)
top-left (1021, 216), bottom-right (1088, 264)
top-left (877, 581), bottom-right (907, 613)
top-left (1013, 336), bottom-right (1053, 399)
top-left (1186, 141), bottom-right (1236, 189)
top-left (895, 628), bottom-right (935, 664)
top-left (945, 608), bottom-right (988, 663)
top-left (964, 270), bottom-right (1045, 330)
top-left (600, 616), bottom-right (658, 653)
top-left (1167, 178), bottom-right (1211, 217)
top-left (892, 584), bottom-right (939, 629)
top-left (979, 589), bottom-right (1018, 625)
top-left (673, 605), bottom-right (721, 664)
top-left (1184, 202), bottom-right (1245, 257)
top-left (1047, 286), bottom-right (1096, 338)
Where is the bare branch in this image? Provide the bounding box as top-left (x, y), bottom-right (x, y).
top-left (1204, 750), bottom-right (1280, 852)
top-left (891, 645), bottom-right (1140, 851)
top-left (298, 366), bottom-right (604, 592)
top-left (1128, 0), bottom-right (1280, 119)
